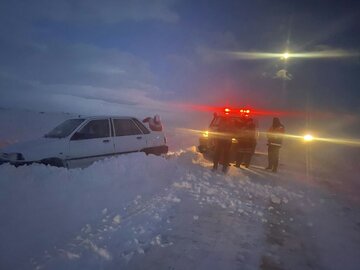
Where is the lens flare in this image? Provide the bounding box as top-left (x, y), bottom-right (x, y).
top-left (220, 49), bottom-right (359, 60)
top-left (172, 103), bottom-right (304, 117)
top-left (304, 134), bottom-right (314, 141)
top-left (282, 52), bottom-right (290, 59)
top-left (257, 131), bottom-right (360, 147)
top-left (178, 128), bottom-right (360, 148)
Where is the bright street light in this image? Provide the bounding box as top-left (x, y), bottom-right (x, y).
top-left (281, 52), bottom-right (290, 59)
top-left (221, 49), bottom-right (359, 60)
top-left (304, 134), bottom-right (314, 142)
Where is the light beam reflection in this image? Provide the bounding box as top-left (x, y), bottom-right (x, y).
top-left (221, 49), bottom-right (359, 60)
top-left (176, 128), bottom-right (360, 147)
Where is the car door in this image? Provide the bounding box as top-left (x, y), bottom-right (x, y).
top-left (112, 118), bottom-right (147, 154)
top-left (67, 119), bottom-right (115, 168)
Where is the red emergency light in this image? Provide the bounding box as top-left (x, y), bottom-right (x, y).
top-left (224, 108), bottom-right (231, 114)
top-left (223, 107), bottom-right (251, 116)
top-left (176, 103), bottom-right (304, 118)
top-left (240, 109), bottom-right (251, 114)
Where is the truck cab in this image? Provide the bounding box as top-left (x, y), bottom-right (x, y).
top-left (198, 108), bottom-right (259, 162)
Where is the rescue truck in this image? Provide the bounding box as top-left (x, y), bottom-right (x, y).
top-left (198, 108), bottom-right (259, 163)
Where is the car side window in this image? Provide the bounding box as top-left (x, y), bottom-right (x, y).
top-left (72, 119), bottom-right (110, 140)
top-left (113, 119), bottom-right (142, 136)
top-left (132, 118), bottom-right (150, 134)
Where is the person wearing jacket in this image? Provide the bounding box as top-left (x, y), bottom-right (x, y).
top-left (266, 117), bottom-right (285, 172)
top-left (212, 118), bottom-right (234, 173)
top-left (235, 118), bottom-right (257, 168)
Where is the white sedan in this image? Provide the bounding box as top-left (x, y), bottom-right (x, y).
top-left (0, 116), bottom-right (168, 168)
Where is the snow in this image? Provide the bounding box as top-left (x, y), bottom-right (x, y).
top-left (0, 108), bottom-right (359, 270)
top-left (270, 195), bottom-right (282, 204)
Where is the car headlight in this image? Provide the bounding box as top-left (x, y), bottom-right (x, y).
top-left (202, 131), bottom-right (209, 138)
top-left (231, 138), bottom-right (238, 143)
top-left (1, 153), bottom-right (24, 162)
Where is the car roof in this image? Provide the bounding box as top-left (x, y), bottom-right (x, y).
top-left (73, 116), bottom-right (138, 120)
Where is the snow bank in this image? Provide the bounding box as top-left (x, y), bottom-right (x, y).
top-left (0, 153), bottom-right (176, 269)
top-left (0, 146), bottom-right (303, 269)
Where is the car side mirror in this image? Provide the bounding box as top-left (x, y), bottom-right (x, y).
top-left (71, 132), bottom-right (86, 141)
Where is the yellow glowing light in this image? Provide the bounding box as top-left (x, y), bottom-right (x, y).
top-left (231, 138), bottom-right (238, 143)
top-left (176, 128), bottom-right (360, 148)
top-left (221, 49), bottom-right (359, 60)
top-left (304, 134), bottom-right (314, 142)
top-left (282, 52), bottom-right (290, 59)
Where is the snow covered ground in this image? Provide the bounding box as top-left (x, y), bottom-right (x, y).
top-left (0, 108), bottom-right (359, 270)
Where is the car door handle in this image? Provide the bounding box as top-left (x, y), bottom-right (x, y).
top-left (103, 139), bottom-right (110, 143)
top-left (136, 136), bottom-right (142, 140)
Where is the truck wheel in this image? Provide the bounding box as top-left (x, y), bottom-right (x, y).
top-left (41, 158), bottom-right (66, 168)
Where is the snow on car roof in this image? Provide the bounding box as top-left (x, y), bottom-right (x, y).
top-left (74, 115), bottom-right (138, 120)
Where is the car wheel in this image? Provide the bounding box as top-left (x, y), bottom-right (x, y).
top-left (41, 158), bottom-right (66, 168)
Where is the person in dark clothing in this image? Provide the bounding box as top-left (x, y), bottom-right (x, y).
top-left (234, 118), bottom-right (246, 167)
top-left (213, 139), bottom-right (232, 172)
top-left (244, 118), bottom-right (257, 167)
top-left (235, 118), bottom-right (257, 168)
top-left (212, 118), bottom-right (233, 173)
top-left (266, 117), bottom-right (285, 172)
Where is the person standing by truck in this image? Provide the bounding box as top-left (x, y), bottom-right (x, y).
top-left (266, 117), bottom-right (285, 173)
top-left (235, 117), bottom-right (256, 168)
top-left (212, 118), bottom-right (233, 173)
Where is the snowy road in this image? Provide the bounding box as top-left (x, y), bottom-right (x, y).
top-left (1, 147), bottom-right (359, 270)
top-left (0, 108), bottom-right (359, 270)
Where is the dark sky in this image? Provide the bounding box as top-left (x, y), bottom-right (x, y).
top-left (0, 0), bottom-right (359, 115)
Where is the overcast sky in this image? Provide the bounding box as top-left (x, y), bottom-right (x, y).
top-left (0, 0), bottom-right (359, 116)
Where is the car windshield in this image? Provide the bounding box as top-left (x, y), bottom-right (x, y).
top-left (44, 119), bottom-right (84, 138)
top-left (210, 116), bottom-right (248, 129)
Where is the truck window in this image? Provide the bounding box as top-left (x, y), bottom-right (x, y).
top-left (210, 117), bottom-right (222, 128)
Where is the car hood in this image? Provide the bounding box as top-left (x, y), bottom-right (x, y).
top-left (1, 137), bottom-right (68, 161)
